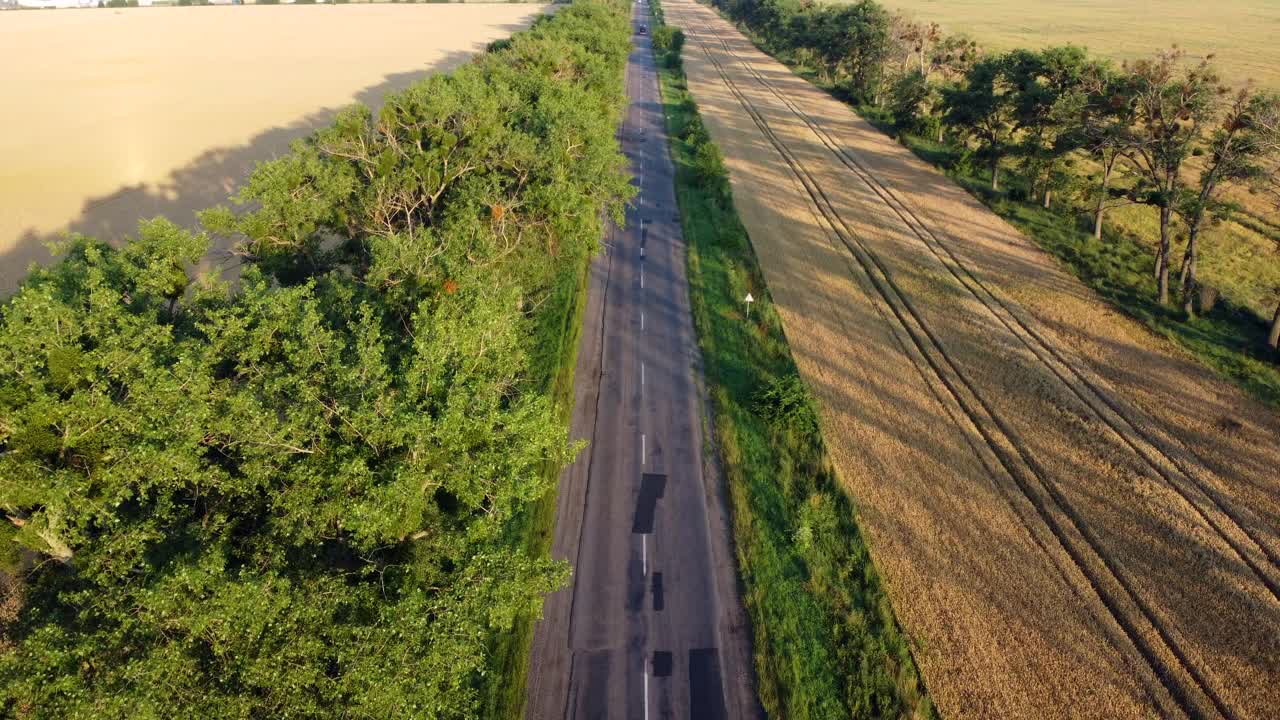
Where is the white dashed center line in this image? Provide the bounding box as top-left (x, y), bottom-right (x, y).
top-left (643, 661), bottom-right (650, 720)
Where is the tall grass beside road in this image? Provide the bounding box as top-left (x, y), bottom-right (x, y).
top-left (649, 4), bottom-right (935, 718)
top-left (483, 263), bottom-right (591, 720)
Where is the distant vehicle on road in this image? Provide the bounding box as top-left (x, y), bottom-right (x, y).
top-left (638, 24), bottom-right (646, 34)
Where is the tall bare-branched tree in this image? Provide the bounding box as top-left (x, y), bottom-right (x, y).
top-left (1122, 48), bottom-right (1224, 305)
top-left (926, 34), bottom-right (981, 141)
top-left (930, 34), bottom-right (981, 83)
top-left (887, 22), bottom-right (981, 140)
top-left (899, 17), bottom-right (942, 77)
top-left (879, 13), bottom-right (920, 107)
top-left (1079, 63), bottom-right (1139, 239)
top-left (1242, 95), bottom-right (1280, 347)
top-left (1254, 96), bottom-right (1280, 213)
top-left (1174, 88), bottom-right (1280, 316)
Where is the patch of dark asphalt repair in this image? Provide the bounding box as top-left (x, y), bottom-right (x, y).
top-left (632, 473), bottom-right (667, 534)
top-left (652, 651), bottom-right (673, 678)
top-left (689, 648), bottom-right (728, 720)
top-left (581, 650), bottom-right (613, 715)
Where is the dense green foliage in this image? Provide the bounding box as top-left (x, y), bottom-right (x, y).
top-left (0, 2), bottom-right (633, 717)
top-left (650, 25), bottom-right (685, 69)
top-left (707, 0), bottom-right (1280, 404)
top-left (650, 6), bottom-right (934, 718)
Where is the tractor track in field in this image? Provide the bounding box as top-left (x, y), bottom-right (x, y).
top-left (674, 7), bottom-right (1272, 719)
top-left (693, 13), bottom-right (1280, 606)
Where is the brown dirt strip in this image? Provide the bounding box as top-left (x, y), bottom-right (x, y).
top-left (663, 0), bottom-right (1280, 717)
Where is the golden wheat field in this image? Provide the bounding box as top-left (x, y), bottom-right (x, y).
top-left (821, 0), bottom-right (1280, 320)
top-left (664, 0), bottom-right (1280, 717)
top-left (0, 3), bottom-right (549, 293)
top-left (827, 0), bottom-right (1280, 89)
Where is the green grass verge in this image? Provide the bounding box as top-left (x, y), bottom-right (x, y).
top-left (650, 7), bottom-right (935, 719)
top-left (481, 259), bottom-right (592, 719)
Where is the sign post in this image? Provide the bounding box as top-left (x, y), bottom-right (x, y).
top-left (744, 292), bottom-right (754, 320)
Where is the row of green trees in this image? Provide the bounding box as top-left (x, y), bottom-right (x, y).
top-left (712, 0), bottom-right (1280, 340)
top-left (0, 1), bottom-right (632, 717)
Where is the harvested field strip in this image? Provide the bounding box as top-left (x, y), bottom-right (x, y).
top-left (669, 1), bottom-right (1280, 716)
top-left (675, 7), bottom-right (1265, 719)
top-left (681, 26), bottom-right (1204, 720)
top-left (691, 15), bottom-right (1280, 602)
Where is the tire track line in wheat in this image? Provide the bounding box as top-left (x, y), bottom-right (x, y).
top-left (675, 6), bottom-right (1232, 717)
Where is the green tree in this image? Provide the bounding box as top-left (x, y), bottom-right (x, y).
top-left (944, 54), bottom-right (1020, 191)
top-left (1006, 46), bottom-right (1091, 208)
top-left (651, 25), bottom-right (684, 68)
top-left (1122, 48), bottom-right (1225, 305)
top-left (693, 139), bottom-right (727, 184)
top-left (889, 70), bottom-right (934, 137)
top-left (826, 1), bottom-right (893, 102)
top-left (1175, 89), bottom-right (1280, 316)
top-left (741, 0), bottom-right (793, 48)
top-left (1078, 61), bottom-right (1140, 239)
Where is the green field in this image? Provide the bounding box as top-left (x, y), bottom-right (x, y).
top-left (831, 0), bottom-right (1280, 90)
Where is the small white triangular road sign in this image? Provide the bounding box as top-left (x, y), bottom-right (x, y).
top-left (744, 293), bottom-right (754, 303)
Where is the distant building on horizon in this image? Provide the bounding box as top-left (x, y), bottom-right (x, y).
top-left (15, 0), bottom-right (100, 7)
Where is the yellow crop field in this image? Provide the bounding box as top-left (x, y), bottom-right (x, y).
top-left (666, 0), bottom-right (1280, 716)
top-left (836, 0), bottom-right (1280, 89)
top-left (0, 3), bottom-right (548, 293)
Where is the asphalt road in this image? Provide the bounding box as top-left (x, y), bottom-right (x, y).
top-left (524, 4), bottom-right (760, 719)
